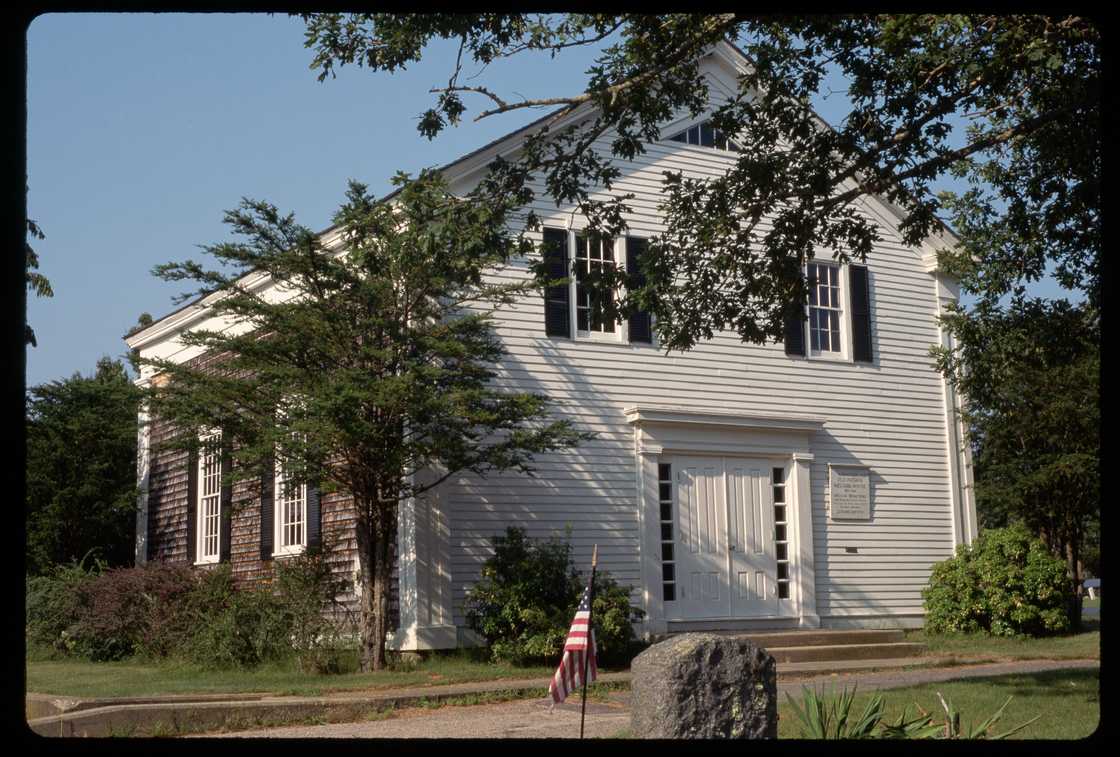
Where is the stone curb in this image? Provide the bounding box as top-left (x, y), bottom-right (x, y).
top-left (26, 657), bottom-right (1099, 738)
top-left (26, 673), bottom-right (632, 738)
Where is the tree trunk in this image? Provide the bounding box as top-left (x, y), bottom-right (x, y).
top-left (1067, 536), bottom-right (1083, 632)
top-left (355, 503), bottom-right (398, 672)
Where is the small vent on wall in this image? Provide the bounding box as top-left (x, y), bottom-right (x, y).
top-left (845, 547), bottom-right (859, 554)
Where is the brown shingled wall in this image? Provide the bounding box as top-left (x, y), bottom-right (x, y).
top-left (142, 352), bottom-right (399, 630)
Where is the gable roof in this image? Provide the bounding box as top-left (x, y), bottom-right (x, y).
top-left (125, 39), bottom-right (957, 350)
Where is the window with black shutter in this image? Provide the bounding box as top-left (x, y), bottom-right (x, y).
top-left (626, 236), bottom-right (653, 344)
top-left (849, 264), bottom-right (874, 363)
top-left (542, 227), bottom-right (570, 337)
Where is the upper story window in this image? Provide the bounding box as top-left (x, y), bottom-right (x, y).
top-left (807, 262), bottom-right (843, 356)
top-left (196, 431), bottom-right (222, 564)
top-left (783, 261), bottom-right (874, 364)
top-left (666, 120), bottom-right (742, 152)
top-left (574, 234), bottom-right (619, 338)
top-left (542, 228), bottom-right (653, 344)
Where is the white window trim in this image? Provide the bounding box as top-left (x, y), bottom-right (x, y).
top-left (803, 261), bottom-right (854, 363)
top-left (660, 117), bottom-right (743, 154)
top-left (194, 430), bottom-right (222, 566)
top-left (272, 465), bottom-right (308, 558)
top-left (567, 231), bottom-right (627, 343)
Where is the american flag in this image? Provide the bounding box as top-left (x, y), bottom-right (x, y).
top-left (548, 577), bottom-right (598, 706)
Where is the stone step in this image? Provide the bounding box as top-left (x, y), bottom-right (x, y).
top-left (767, 642), bottom-right (927, 664)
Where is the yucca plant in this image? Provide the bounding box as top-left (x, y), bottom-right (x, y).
top-left (934, 693), bottom-right (1040, 739)
top-left (789, 686), bottom-right (1041, 740)
top-left (786, 685), bottom-right (885, 739)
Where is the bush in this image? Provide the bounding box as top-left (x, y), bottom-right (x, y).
top-left (273, 551), bottom-right (354, 673)
top-left (465, 527), bottom-right (643, 665)
top-left (177, 564), bottom-right (293, 670)
top-left (25, 556), bottom-right (102, 656)
top-left (25, 555), bottom-right (358, 671)
top-left (68, 563), bottom-right (197, 661)
top-left (923, 525), bottom-right (1072, 637)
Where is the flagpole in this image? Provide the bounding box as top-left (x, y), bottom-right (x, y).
top-left (580, 544), bottom-right (597, 739)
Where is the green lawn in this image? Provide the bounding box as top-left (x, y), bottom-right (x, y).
top-left (904, 619), bottom-right (1099, 662)
top-left (25, 650), bottom-right (565, 699)
top-left (777, 667), bottom-right (1100, 740)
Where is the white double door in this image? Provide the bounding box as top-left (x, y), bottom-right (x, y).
top-left (672, 456), bottom-right (780, 619)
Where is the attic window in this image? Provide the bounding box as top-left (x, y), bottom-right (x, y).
top-left (667, 121), bottom-right (741, 152)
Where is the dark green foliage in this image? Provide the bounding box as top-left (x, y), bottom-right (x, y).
top-left (465, 527), bottom-right (643, 665)
top-left (302, 14), bottom-right (1099, 347)
top-left (25, 556), bottom-right (102, 657)
top-left (143, 170), bottom-right (590, 671)
top-left (933, 298), bottom-right (1098, 625)
top-left (180, 566), bottom-right (293, 670)
top-left (25, 357), bottom-right (142, 575)
top-left (26, 213), bottom-right (52, 347)
top-left (272, 551), bottom-right (354, 673)
top-left (923, 525), bottom-right (1072, 637)
top-left (24, 560), bottom-right (354, 671)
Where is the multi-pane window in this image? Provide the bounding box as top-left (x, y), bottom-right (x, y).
top-left (197, 432), bottom-right (222, 563)
top-left (667, 120), bottom-right (742, 151)
top-left (658, 463), bottom-right (676, 602)
top-left (274, 430), bottom-right (308, 556)
top-left (574, 235), bottom-right (617, 335)
top-left (772, 467), bottom-right (791, 600)
top-left (808, 262), bottom-right (842, 354)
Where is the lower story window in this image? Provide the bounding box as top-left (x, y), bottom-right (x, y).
top-left (274, 460), bottom-right (307, 556)
top-left (773, 467), bottom-right (790, 599)
top-left (658, 462), bottom-right (676, 602)
top-left (197, 432), bottom-right (222, 564)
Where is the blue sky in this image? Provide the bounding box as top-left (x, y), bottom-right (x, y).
top-left (25, 14), bottom-right (1070, 387)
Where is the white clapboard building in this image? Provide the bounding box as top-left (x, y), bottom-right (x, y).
top-left (126, 40), bottom-right (977, 650)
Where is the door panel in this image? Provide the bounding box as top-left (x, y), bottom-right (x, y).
top-left (727, 462), bottom-right (777, 616)
top-left (675, 458), bottom-right (728, 618)
top-left (669, 456), bottom-right (781, 620)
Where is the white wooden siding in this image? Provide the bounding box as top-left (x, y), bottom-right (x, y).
top-left (134, 51), bottom-right (959, 629)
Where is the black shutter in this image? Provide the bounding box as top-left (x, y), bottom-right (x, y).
top-left (783, 304), bottom-right (806, 357)
top-left (849, 264), bottom-right (874, 363)
top-left (626, 237), bottom-right (653, 344)
top-left (542, 227), bottom-right (570, 337)
top-left (306, 482), bottom-right (322, 551)
top-left (185, 448), bottom-right (198, 564)
top-left (219, 440), bottom-right (232, 563)
top-left (260, 456), bottom-right (274, 561)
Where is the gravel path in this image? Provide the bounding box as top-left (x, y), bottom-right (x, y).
top-left (199, 658), bottom-right (1097, 739)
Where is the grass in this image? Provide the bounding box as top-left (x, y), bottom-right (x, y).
top-left (905, 618), bottom-right (1099, 662)
top-left (777, 667), bottom-right (1099, 740)
top-left (25, 647), bottom-right (573, 699)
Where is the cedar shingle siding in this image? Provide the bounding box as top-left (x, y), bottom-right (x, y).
top-left (143, 351), bottom-right (398, 630)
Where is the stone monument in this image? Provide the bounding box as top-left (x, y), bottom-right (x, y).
top-left (630, 633), bottom-right (777, 739)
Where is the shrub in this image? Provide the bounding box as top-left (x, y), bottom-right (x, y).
top-left (273, 550), bottom-right (354, 673)
top-left (67, 563), bottom-right (198, 661)
top-left (465, 527), bottom-right (644, 665)
top-left (177, 564), bottom-right (293, 669)
top-left (923, 525), bottom-right (1072, 637)
top-left (25, 556), bottom-right (102, 656)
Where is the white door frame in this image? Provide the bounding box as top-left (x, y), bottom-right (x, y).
top-left (626, 405), bottom-right (823, 636)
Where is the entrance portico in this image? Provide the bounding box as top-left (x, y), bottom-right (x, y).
top-left (626, 406), bottom-right (822, 637)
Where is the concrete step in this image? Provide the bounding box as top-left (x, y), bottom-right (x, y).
top-left (715, 629), bottom-right (907, 648)
top-left (767, 642), bottom-right (927, 664)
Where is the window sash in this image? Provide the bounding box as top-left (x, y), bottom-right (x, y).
top-left (273, 459), bottom-right (307, 555)
top-left (197, 433), bottom-right (222, 563)
top-left (571, 234), bottom-right (619, 338)
top-left (807, 262), bottom-right (843, 355)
